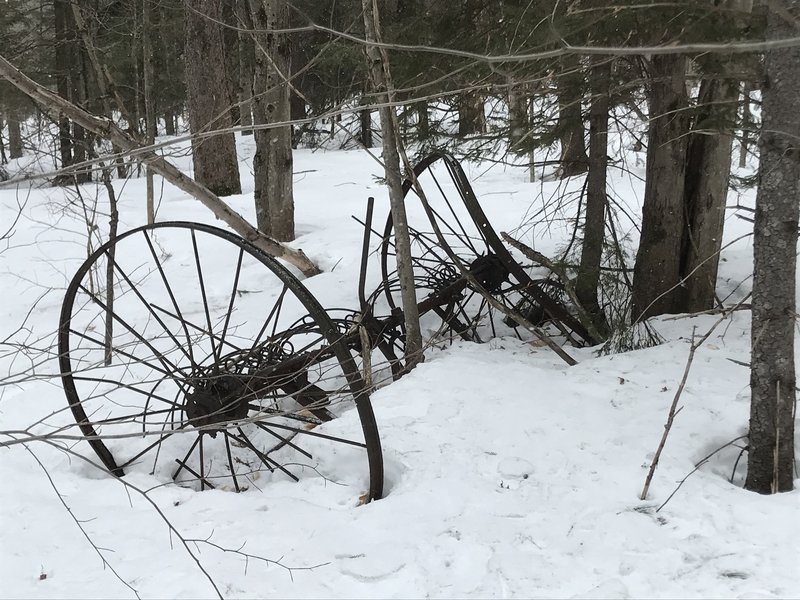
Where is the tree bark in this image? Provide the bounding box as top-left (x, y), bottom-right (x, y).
top-left (359, 103), bottom-right (373, 148)
top-left (680, 77), bottom-right (739, 312)
top-left (415, 101), bottom-right (430, 141)
top-left (508, 78), bottom-right (528, 152)
top-left (236, 0), bottom-right (254, 135)
top-left (8, 114), bottom-right (23, 159)
top-left (222, 0), bottom-right (241, 126)
top-left (248, 0), bottom-right (295, 241)
top-left (0, 53), bottom-right (320, 277)
top-left (555, 53), bottom-right (589, 178)
top-left (576, 58), bottom-right (611, 338)
top-left (746, 1), bottom-right (799, 495)
top-left (632, 55), bottom-right (690, 319)
top-left (0, 114), bottom-right (7, 164)
top-left (362, 0), bottom-right (423, 369)
top-left (54, 0), bottom-right (73, 173)
top-left (184, 0), bottom-right (242, 196)
top-left (739, 82), bottom-right (751, 169)
top-left (457, 90), bottom-right (486, 135)
top-left (143, 0), bottom-right (156, 223)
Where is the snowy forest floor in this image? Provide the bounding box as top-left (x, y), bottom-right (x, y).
top-left (0, 136), bottom-right (798, 599)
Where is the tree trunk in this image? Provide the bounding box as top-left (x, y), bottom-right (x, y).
top-left (359, 104), bottom-right (372, 148)
top-left (143, 0), bottom-right (156, 223)
top-left (508, 79), bottom-right (528, 152)
top-left (555, 53), bottom-right (589, 178)
top-left (222, 0), bottom-right (241, 126)
top-left (362, 0), bottom-right (423, 370)
top-left (8, 114), bottom-right (23, 159)
top-left (237, 0), bottom-right (254, 135)
top-left (164, 111), bottom-right (176, 135)
top-left (457, 90), bottom-right (486, 135)
top-left (632, 55), bottom-right (690, 319)
top-left (415, 101), bottom-right (429, 141)
top-left (746, 1), bottom-right (799, 495)
top-left (54, 0), bottom-right (73, 173)
top-left (248, 0), bottom-right (294, 241)
top-left (739, 82), bottom-right (751, 169)
top-left (184, 0), bottom-right (242, 196)
top-left (680, 77), bottom-right (739, 312)
top-left (0, 114), bottom-right (7, 164)
top-left (575, 58), bottom-right (611, 339)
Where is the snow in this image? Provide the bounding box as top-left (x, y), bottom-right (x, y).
top-left (0, 134), bottom-right (798, 599)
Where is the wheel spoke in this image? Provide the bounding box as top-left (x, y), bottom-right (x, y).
top-left (231, 428), bottom-right (300, 482)
top-left (142, 230), bottom-right (197, 364)
top-left (190, 229), bottom-right (218, 370)
top-left (105, 250), bottom-right (195, 367)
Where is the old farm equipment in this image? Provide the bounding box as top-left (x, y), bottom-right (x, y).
top-left (58, 153), bottom-right (593, 501)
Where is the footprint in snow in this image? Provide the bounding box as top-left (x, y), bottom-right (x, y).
top-left (497, 457), bottom-right (534, 479)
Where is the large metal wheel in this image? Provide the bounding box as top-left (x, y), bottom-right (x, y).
top-left (59, 222), bottom-right (383, 499)
top-left (380, 153), bottom-right (592, 348)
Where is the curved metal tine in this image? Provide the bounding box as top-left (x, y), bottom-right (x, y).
top-left (171, 432), bottom-right (202, 480)
top-left (104, 250), bottom-right (196, 367)
top-left (231, 427), bottom-right (300, 482)
top-left (254, 422), bottom-right (312, 459)
top-left (213, 246), bottom-right (244, 368)
top-left (143, 230), bottom-right (196, 365)
top-left (177, 460), bottom-right (216, 490)
top-left (190, 229), bottom-right (218, 370)
top-left (199, 434), bottom-right (206, 491)
top-left (443, 160), bottom-right (496, 256)
top-left (224, 434), bottom-right (241, 492)
top-left (426, 167), bottom-right (482, 255)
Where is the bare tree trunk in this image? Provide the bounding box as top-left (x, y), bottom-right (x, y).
top-left (362, 0), bottom-right (423, 369)
top-left (222, 0), bottom-right (241, 127)
top-left (575, 58), bottom-right (611, 338)
top-left (248, 0), bottom-right (294, 241)
top-left (184, 0), bottom-right (242, 197)
top-left (164, 111), bottom-right (176, 135)
top-left (555, 53), bottom-right (589, 178)
top-left (0, 53), bottom-right (320, 277)
top-left (0, 114), bottom-right (7, 164)
top-left (508, 78), bottom-right (528, 152)
top-left (746, 1), bottom-right (799, 495)
top-left (237, 0), bottom-right (254, 135)
top-left (457, 89), bottom-right (486, 135)
top-left (143, 0), bottom-right (156, 224)
top-left (632, 55), bottom-right (690, 319)
top-left (8, 114), bottom-right (22, 159)
top-left (680, 77), bottom-right (739, 312)
top-left (359, 102), bottom-right (373, 148)
top-left (54, 0), bottom-right (74, 174)
top-left (739, 82), bottom-right (751, 169)
top-left (415, 101), bottom-right (429, 141)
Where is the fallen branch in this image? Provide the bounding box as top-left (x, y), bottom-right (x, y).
top-left (0, 54), bottom-right (320, 277)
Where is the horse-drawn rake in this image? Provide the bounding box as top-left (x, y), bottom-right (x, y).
top-left (58, 154), bottom-right (593, 502)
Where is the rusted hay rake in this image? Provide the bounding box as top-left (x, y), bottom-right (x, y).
top-left (58, 153), bottom-right (592, 501)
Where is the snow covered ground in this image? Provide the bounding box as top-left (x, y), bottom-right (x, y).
top-left (0, 134), bottom-right (797, 599)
